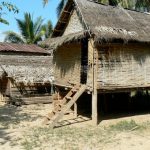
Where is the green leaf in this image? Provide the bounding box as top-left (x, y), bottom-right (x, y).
top-left (0, 17), bottom-right (9, 25)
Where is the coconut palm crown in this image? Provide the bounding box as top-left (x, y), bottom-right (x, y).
top-left (4, 13), bottom-right (53, 44)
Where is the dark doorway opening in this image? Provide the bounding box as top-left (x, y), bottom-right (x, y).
top-left (80, 38), bottom-right (88, 84)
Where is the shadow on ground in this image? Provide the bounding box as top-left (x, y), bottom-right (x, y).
top-left (0, 104), bottom-right (42, 145)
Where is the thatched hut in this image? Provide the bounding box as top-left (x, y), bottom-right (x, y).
top-left (0, 43), bottom-right (54, 105)
top-left (41, 0), bottom-right (150, 125)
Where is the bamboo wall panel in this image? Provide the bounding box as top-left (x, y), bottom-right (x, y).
top-left (0, 55), bottom-right (52, 66)
top-left (97, 45), bottom-right (150, 90)
top-left (53, 44), bottom-right (81, 86)
top-left (63, 10), bottom-right (84, 36)
top-left (0, 55), bottom-right (53, 83)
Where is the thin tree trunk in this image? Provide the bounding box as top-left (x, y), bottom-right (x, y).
top-left (108, 0), bottom-right (118, 6)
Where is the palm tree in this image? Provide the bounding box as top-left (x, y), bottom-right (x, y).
top-left (135, 0), bottom-right (150, 12)
top-left (56, 0), bottom-right (67, 17)
top-left (42, 20), bottom-right (53, 39)
top-left (43, 0), bottom-right (67, 17)
top-left (4, 13), bottom-right (53, 44)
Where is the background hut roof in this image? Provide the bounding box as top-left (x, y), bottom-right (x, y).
top-left (0, 56), bottom-right (54, 84)
top-left (42, 0), bottom-right (150, 48)
top-left (0, 42), bottom-right (49, 54)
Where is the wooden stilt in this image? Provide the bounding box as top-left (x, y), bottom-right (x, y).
top-left (74, 102), bottom-right (78, 118)
top-left (0, 92), bottom-right (3, 103)
top-left (89, 39), bottom-right (98, 125)
top-left (92, 89), bottom-right (98, 125)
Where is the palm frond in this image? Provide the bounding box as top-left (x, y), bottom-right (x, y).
top-left (4, 31), bottom-right (24, 43)
top-left (43, 0), bottom-right (49, 6)
top-left (34, 16), bottom-right (44, 36)
top-left (56, 0), bottom-right (66, 17)
top-left (0, 17), bottom-right (9, 25)
top-left (16, 17), bottom-right (28, 40)
top-left (33, 32), bottom-right (43, 44)
top-left (42, 20), bottom-right (53, 39)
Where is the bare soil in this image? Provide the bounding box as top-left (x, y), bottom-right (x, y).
top-left (0, 103), bottom-right (150, 150)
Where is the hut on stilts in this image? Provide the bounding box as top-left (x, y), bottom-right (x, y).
top-left (0, 43), bottom-right (54, 105)
top-left (41, 0), bottom-right (150, 127)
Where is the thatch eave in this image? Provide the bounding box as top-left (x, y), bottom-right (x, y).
top-left (0, 56), bottom-right (54, 84)
top-left (0, 65), bottom-right (54, 84)
top-left (40, 31), bottom-right (90, 50)
top-left (92, 26), bottom-right (150, 44)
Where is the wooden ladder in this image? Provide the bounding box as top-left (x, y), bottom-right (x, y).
top-left (43, 84), bottom-right (87, 128)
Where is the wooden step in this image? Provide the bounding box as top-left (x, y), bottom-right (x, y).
top-left (65, 96), bottom-right (72, 100)
top-left (71, 89), bottom-right (78, 92)
top-left (43, 84), bottom-right (87, 127)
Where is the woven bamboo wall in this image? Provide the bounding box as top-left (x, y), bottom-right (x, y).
top-left (53, 43), bottom-right (81, 86)
top-left (63, 10), bottom-right (84, 36)
top-left (0, 55), bottom-right (53, 83)
top-left (97, 44), bottom-right (150, 90)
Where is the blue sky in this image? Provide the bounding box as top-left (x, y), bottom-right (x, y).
top-left (0, 0), bottom-right (60, 41)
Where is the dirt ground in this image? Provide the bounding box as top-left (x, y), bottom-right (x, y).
top-left (1, 103), bottom-right (150, 150)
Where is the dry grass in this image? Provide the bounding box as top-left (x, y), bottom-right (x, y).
top-left (20, 120), bottom-right (150, 150)
top-left (1, 104), bottom-right (150, 150)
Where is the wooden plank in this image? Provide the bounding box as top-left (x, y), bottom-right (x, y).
top-left (63, 10), bottom-right (71, 14)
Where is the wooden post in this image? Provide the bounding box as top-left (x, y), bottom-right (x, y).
top-left (0, 92), bottom-right (3, 102)
top-left (74, 102), bottom-right (78, 118)
top-left (89, 39), bottom-right (98, 125)
top-left (0, 79), bottom-right (4, 103)
top-left (92, 88), bottom-right (98, 125)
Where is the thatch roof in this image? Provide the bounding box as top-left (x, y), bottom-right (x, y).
top-left (1, 65), bottom-right (54, 84)
top-left (0, 43), bottom-right (49, 55)
top-left (41, 31), bottom-right (89, 50)
top-left (42, 0), bottom-right (150, 49)
top-left (0, 56), bottom-right (54, 84)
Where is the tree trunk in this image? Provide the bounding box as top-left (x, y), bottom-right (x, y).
top-left (108, 0), bottom-right (118, 6)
